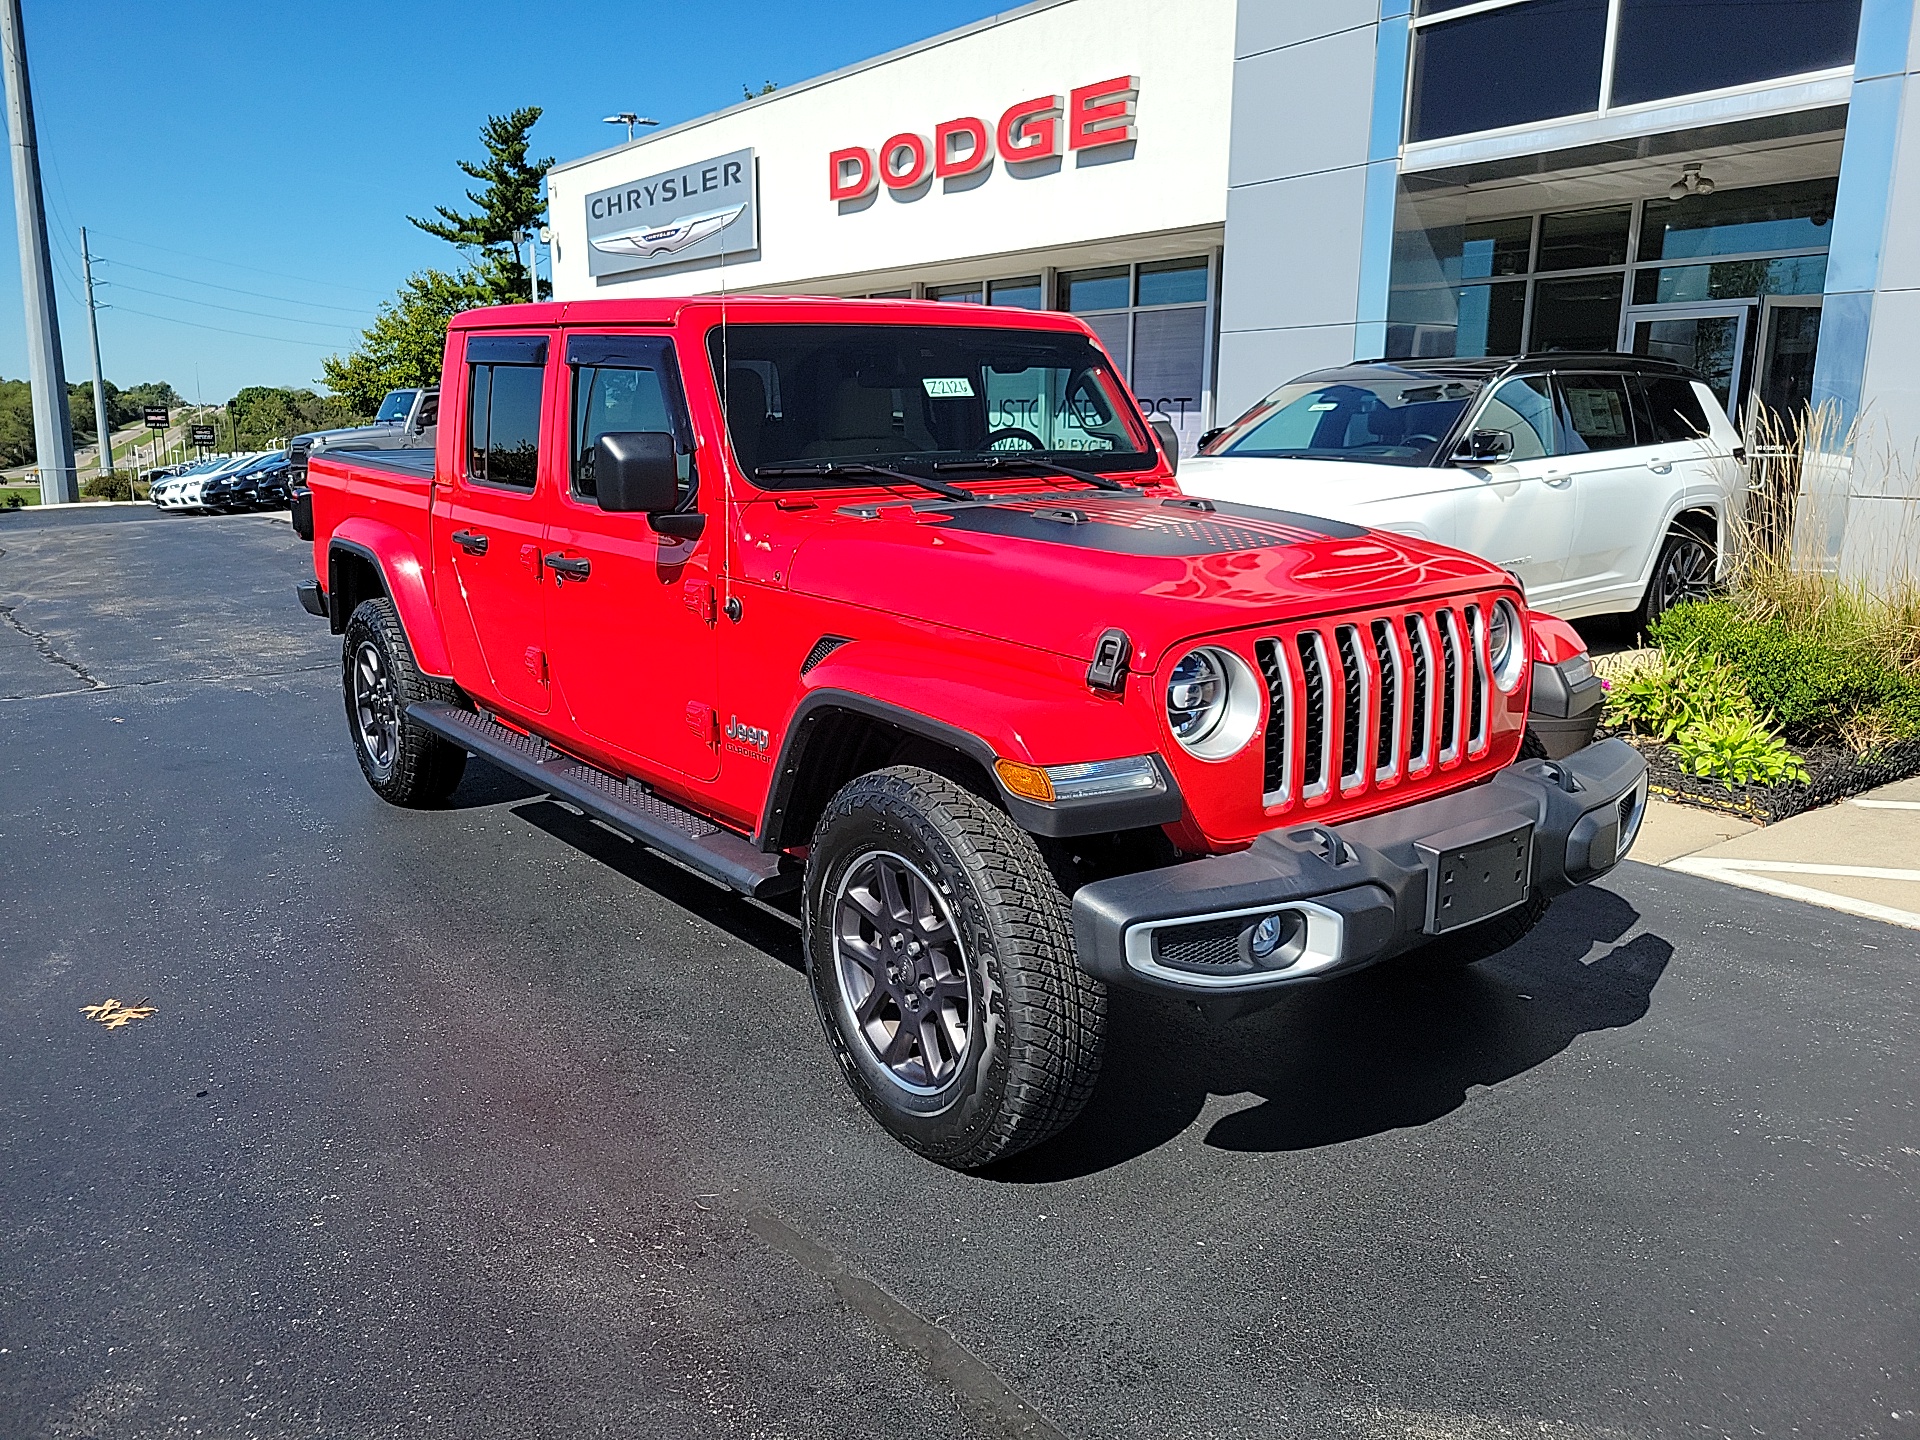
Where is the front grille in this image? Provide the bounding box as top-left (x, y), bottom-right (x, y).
top-left (1258, 599), bottom-right (1498, 810)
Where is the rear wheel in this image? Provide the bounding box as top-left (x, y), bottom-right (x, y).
top-left (1636, 525), bottom-right (1717, 630)
top-left (803, 766), bottom-right (1105, 1170)
top-left (342, 597), bottom-right (467, 806)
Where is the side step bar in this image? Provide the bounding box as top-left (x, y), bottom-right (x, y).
top-left (409, 703), bottom-right (799, 898)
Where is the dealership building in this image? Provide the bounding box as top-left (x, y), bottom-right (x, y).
top-left (547, 0), bottom-right (1912, 579)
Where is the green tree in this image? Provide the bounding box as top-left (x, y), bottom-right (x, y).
top-left (408, 107), bottom-right (552, 304)
top-left (320, 269), bottom-right (478, 416)
top-left (226, 386), bottom-right (358, 449)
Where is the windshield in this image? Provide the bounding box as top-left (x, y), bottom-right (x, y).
top-left (1204, 373), bottom-right (1484, 467)
top-left (373, 390), bottom-right (416, 424)
top-left (706, 324), bottom-right (1154, 483)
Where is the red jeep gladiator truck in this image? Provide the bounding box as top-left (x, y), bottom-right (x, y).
top-left (295, 296), bottom-right (1640, 1169)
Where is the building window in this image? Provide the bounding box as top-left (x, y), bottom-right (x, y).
top-left (1408, 0), bottom-right (1862, 143)
top-left (1610, 0), bottom-right (1862, 108)
top-left (988, 276), bottom-right (1044, 309)
top-left (928, 282), bottom-right (985, 304)
top-left (1059, 256), bottom-right (1213, 452)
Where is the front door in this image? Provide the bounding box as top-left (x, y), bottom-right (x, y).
top-left (1627, 304), bottom-right (1750, 420)
top-left (431, 333), bottom-right (556, 717)
top-left (542, 332), bottom-right (720, 784)
top-left (1449, 374), bottom-right (1577, 605)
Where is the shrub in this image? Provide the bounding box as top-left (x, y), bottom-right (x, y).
top-left (1673, 712), bottom-right (1808, 789)
top-left (1650, 599), bottom-right (1920, 744)
top-left (1604, 647), bottom-right (1756, 742)
top-left (81, 472), bottom-right (134, 501)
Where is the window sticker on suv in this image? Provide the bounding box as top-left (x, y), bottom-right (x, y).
top-left (923, 377), bottom-right (976, 398)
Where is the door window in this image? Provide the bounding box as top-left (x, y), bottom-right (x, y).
top-left (1473, 377), bottom-right (1555, 460)
top-left (571, 364), bottom-right (694, 502)
top-left (1554, 374), bottom-right (1639, 453)
top-left (1634, 375), bottom-right (1712, 443)
top-left (465, 362), bottom-right (545, 489)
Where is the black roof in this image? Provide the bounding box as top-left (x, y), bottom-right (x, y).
top-left (1314, 352), bottom-right (1695, 383)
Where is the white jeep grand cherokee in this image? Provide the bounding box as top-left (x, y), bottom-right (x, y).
top-left (1177, 355), bottom-right (1745, 626)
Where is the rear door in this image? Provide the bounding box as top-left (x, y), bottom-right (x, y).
top-left (430, 333), bottom-right (556, 717)
top-left (1449, 374), bottom-right (1576, 603)
top-left (542, 332), bottom-right (720, 783)
top-left (1555, 370), bottom-right (1669, 611)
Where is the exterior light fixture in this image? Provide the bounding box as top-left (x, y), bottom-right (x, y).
top-left (1668, 162), bottom-right (1716, 200)
top-left (602, 112), bottom-right (659, 143)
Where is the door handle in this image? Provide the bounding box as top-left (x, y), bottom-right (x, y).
top-left (543, 552), bottom-right (591, 581)
top-left (452, 528), bottom-right (488, 555)
top-left (1649, 458), bottom-right (1673, 474)
top-left (1544, 470), bottom-right (1571, 488)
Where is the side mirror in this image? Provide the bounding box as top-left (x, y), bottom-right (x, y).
top-left (595, 430), bottom-right (684, 514)
top-left (1198, 427), bottom-right (1224, 451)
top-left (1455, 428), bottom-right (1515, 465)
top-left (1150, 418), bottom-right (1181, 475)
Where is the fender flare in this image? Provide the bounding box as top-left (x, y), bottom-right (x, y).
top-left (758, 684), bottom-right (1182, 848)
top-left (327, 518), bottom-right (453, 677)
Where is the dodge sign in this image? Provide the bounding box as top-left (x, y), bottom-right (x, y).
top-left (585, 147), bottom-right (758, 278)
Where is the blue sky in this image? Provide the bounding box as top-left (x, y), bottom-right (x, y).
top-left (0, 0), bottom-right (1008, 404)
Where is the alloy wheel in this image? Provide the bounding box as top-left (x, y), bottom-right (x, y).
top-left (352, 639), bottom-right (400, 780)
top-left (1651, 534), bottom-right (1716, 618)
top-left (832, 849), bottom-right (973, 1095)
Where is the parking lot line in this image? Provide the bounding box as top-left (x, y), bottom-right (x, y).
top-left (1665, 856), bottom-right (1920, 931)
top-left (1850, 798), bottom-right (1920, 810)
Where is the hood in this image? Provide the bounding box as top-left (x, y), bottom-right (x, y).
top-left (782, 490), bottom-right (1506, 670)
top-left (1176, 454), bottom-right (1461, 538)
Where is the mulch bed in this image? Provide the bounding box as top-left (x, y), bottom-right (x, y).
top-left (1614, 731), bottom-right (1920, 824)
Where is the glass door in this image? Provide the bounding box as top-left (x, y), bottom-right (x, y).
top-left (1749, 296), bottom-right (1822, 422)
top-left (1625, 304), bottom-right (1750, 419)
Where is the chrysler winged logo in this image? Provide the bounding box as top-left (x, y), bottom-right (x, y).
top-left (589, 204), bottom-right (747, 260)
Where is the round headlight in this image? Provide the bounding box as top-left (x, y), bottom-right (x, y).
top-left (1165, 646), bottom-right (1262, 760)
top-left (1488, 598), bottom-right (1526, 692)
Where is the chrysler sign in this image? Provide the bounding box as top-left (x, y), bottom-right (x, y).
top-left (829, 77), bottom-right (1139, 203)
top-left (585, 147), bottom-right (758, 277)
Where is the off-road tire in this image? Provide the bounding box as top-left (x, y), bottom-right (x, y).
top-left (1408, 889), bottom-right (1552, 971)
top-left (341, 597), bottom-right (467, 807)
top-left (1635, 525), bottom-right (1717, 631)
top-left (803, 766), bottom-right (1105, 1170)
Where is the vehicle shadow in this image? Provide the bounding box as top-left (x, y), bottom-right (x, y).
top-left (995, 884), bottom-right (1673, 1182)
top-left (508, 798), bottom-right (806, 971)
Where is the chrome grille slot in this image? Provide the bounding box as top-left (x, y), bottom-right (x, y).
top-left (1296, 631), bottom-right (1330, 799)
top-left (1404, 614), bottom-right (1432, 772)
top-left (1255, 638), bottom-right (1292, 805)
top-left (1335, 625), bottom-right (1367, 791)
top-left (1436, 608), bottom-right (1463, 762)
top-left (1466, 604), bottom-right (1489, 753)
top-left (1372, 619), bottom-right (1401, 781)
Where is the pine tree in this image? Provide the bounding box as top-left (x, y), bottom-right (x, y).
top-left (408, 107), bottom-right (553, 304)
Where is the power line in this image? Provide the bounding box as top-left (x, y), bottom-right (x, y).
top-left (100, 258), bottom-right (375, 314)
top-left (90, 228), bottom-right (391, 296)
top-left (103, 302), bottom-right (346, 348)
top-left (104, 281), bottom-right (363, 332)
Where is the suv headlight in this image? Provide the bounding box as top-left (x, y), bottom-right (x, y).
top-left (1488, 598), bottom-right (1525, 692)
top-left (1165, 646), bottom-right (1261, 759)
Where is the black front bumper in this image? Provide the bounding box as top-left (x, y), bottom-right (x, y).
top-left (1072, 738), bottom-right (1647, 997)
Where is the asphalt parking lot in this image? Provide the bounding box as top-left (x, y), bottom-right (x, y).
top-left (2, 506), bottom-right (1915, 1440)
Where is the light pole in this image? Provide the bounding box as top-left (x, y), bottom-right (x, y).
top-left (601, 112), bottom-right (658, 144)
top-left (1, 0), bottom-right (76, 504)
top-left (80, 227), bottom-right (113, 480)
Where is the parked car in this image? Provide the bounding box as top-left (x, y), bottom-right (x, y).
top-left (288, 386), bottom-right (438, 482)
top-left (203, 452), bottom-right (294, 513)
top-left (153, 453), bottom-right (266, 512)
top-left (1176, 355), bottom-right (1746, 626)
top-left (296, 295), bottom-right (1642, 1170)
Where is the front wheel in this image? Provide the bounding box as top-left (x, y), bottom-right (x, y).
top-left (341, 597), bottom-right (468, 806)
top-left (803, 766), bottom-right (1105, 1170)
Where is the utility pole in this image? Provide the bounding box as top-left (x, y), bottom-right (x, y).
top-left (1, 0), bottom-right (76, 504)
top-left (80, 227), bottom-right (112, 479)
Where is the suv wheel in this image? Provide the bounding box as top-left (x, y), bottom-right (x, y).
top-left (803, 766), bottom-right (1105, 1170)
top-left (1637, 525), bottom-right (1717, 629)
top-left (342, 598), bottom-right (467, 806)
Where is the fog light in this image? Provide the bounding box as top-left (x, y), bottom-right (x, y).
top-left (1250, 913), bottom-right (1285, 958)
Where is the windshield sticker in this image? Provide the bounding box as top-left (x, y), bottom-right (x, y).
top-left (1308, 401), bottom-right (1338, 411)
top-left (923, 377), bottom-right (976, 398)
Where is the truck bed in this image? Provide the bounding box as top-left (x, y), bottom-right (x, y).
top-left (312, 446), bottom-right (437, 481)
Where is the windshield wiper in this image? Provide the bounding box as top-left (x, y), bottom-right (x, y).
top-left (929, 454), bottom-right (1133, 492)
top-left (754, 461), bottom-right (975, 503)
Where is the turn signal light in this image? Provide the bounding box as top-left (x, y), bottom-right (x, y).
top-left (994, 759), bottom-right (1056, 803)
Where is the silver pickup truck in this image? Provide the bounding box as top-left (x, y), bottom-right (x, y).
top-left (288, 387), bottom-right (438, 481)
